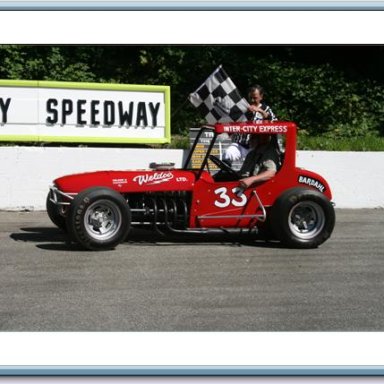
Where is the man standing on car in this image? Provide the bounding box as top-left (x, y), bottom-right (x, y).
top-left (224, 84), bottom-right (277, 164)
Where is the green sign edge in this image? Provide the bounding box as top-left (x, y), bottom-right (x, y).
top-left (0, 80), bottom-right (171, 144)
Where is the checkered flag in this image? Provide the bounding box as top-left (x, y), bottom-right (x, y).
top-left (189, 65), bottom-right (250, 124)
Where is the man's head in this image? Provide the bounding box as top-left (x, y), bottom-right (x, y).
top-left (249, 85), bottom-right (264, 105)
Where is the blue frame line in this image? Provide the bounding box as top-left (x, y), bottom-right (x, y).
top-left (1, 366), bottom-right (384, 375)
top-left (0, 1), bottom-right (384, 10)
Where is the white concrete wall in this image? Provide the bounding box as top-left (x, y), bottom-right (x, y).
top-left (1, 147), bottom-right (383, 210)
top-left (296, 151), bottom-right (384, 209)
top-left (0, 147), bottom-right (186, 211)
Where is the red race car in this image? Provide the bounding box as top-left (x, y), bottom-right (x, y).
top-left (47, 121), bottom-right (335, 250)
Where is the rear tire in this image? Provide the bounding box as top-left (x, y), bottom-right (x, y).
top-left (66, 187), bottom-right (131, 250)
top-left (270, 188), bottom-right (335, 248)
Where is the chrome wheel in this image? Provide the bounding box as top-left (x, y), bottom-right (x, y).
top-left (84, 200), bottom-right (122, 241)
top-left (288, 201), bottom-right (325, 240)
top-left (271, 188), bottom-right (335, 248)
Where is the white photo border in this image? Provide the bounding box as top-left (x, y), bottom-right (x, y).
top-left (0, 5), bottom-right (383, 376)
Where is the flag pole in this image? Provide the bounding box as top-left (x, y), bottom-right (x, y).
top-left (171, 97), bottom-right (190, 120)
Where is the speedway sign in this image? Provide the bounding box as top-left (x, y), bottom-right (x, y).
top-left (0, 80), bottom-right (170, 144)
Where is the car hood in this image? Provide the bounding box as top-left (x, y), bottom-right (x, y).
top-left (54, 169), bottom-right (197, 193)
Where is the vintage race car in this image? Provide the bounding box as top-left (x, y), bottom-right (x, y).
top-left (47, 121), bottom-right (335, 250)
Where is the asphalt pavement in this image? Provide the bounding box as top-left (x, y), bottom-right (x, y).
top-left (0, 209), bottom-right (383, 331)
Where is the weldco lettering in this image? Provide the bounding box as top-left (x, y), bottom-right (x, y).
top-left (133, 172), bottom-right (174, 186)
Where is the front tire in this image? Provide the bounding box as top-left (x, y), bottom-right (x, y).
top-left (270, 188), bottom-right (335, 248)
top-left (66, 187), bottom-right (131, 250)
top-left (46, 192), bottom-right (67, 231)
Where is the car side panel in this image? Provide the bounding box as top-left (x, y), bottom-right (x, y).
top-left (189, 166), bottom-right (332, 228)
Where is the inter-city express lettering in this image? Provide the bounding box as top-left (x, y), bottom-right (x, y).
top-left (46, 99), bottom-right (161, 127)
top-left (224, 125), bottom-right (288, 134)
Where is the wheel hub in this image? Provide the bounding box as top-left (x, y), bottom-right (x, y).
top-left (90, 210), bottom-right (113, 232)
top-left (84, 200), bottom-right (122, 240)
top-left (288, 201), bottom-right (325, 240)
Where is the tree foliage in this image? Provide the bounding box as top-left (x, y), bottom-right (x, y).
top-left (0, 45), bottom-right (383, 139)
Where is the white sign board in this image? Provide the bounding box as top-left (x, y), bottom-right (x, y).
top-left (0, 80), bottom-right (170, 144)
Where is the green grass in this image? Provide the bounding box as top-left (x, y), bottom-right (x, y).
top-left (2, 134), bottom-right (384, 151)
top-left (297, 135), bottom-right (384, 151)
top-left (165, 134), bottom-right (384, 151)
top-left (164, 134), bottom-right (384, 151)
top-left (165, 135), bottom-right (190, 149)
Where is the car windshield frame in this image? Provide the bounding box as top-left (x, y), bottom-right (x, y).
top-left (183, 125), bottom-right (218, 177)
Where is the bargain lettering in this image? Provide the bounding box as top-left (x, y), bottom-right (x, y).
top-left (298, 175), bottom-right (325, 193)
top-left (133, 172), bottom-right (174, 186)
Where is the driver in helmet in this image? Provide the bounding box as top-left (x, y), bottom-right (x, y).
top-left (238, 134), bottom-right (280, 190)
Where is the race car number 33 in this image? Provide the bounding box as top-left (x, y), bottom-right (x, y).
top-left (214, 187), bottom-right (247, 208)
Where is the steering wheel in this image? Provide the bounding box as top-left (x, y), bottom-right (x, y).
top-left (208, 155), bottom-right (239, 176)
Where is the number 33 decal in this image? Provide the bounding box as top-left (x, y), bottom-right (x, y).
top-left (214, 187), bottom-right (247, 208)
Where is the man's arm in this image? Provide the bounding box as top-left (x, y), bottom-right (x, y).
top-left (239, 169), bottom-right (276, 189)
